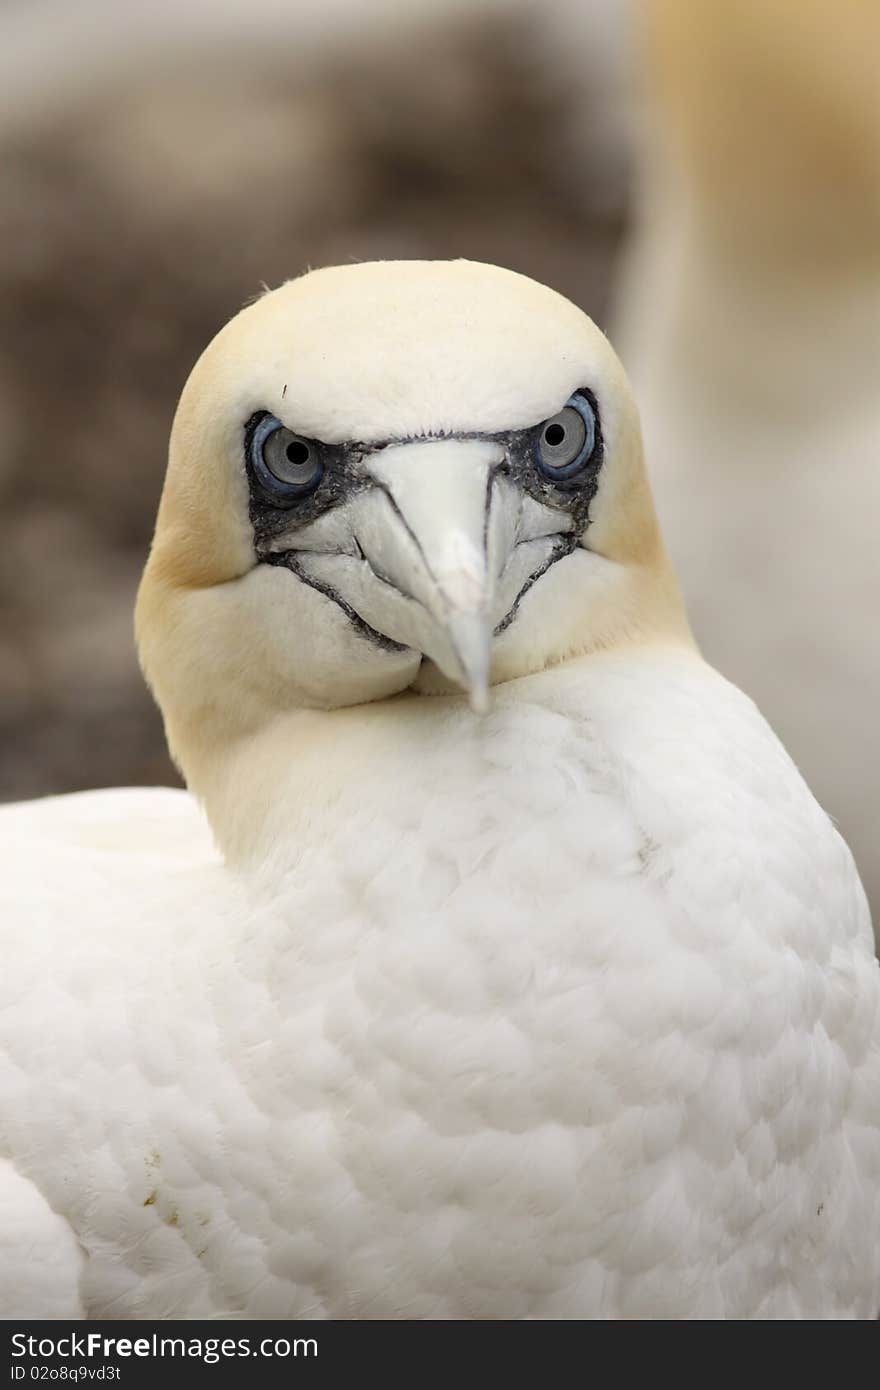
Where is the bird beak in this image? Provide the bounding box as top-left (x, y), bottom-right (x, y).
top-left (279, 438), bottom-right (570, 710)
top-left (348, 439), bottom-right (511, 711)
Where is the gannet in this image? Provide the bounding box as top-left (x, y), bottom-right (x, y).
top-left (613, 0), bottom-right (880, 920)
top-left (1, 260), bottom-right (878, 1321)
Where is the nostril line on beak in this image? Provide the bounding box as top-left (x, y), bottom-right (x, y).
top-left (485, 467), bottom-right (525, 583)
top-left (353, 532), bottom-right (419, 604)
top-left (372, 484), bottom-right (441, 590)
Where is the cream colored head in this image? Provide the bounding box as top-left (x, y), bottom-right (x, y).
top-left (136, 259), bottom-right (689, 794)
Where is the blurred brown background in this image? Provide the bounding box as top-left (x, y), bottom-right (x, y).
top-left (0, 0), bottom-right (631, 798)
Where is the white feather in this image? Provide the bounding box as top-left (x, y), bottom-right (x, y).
top-left (2, 652), bottom-right (878, 1318)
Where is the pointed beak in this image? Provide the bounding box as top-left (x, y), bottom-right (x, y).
top-left (346, 439), bottom-right (512, 710)
top-left (280, 437), bottom-right (571, 709)
top-left (444, 610), bottom-right (491, 713)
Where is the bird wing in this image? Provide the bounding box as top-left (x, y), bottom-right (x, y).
top-left (0, 785), bottom-right (219, 865)
top-left (0, 1157), bottom-right (85, 1318)
top-left (0, 788), bottom-right (234, 1319)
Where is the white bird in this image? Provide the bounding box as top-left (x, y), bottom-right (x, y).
top-left (613, 0), bottom-right (880, 920)
top-left (1, 260), bottom-right (878, 1320)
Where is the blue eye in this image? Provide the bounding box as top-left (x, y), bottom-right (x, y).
top-left (250, 414), bottom-right (324, 501)
top-left (535, 392), bottom-right (597, 480)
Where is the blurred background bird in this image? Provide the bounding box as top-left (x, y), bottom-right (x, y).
top-left (614, 0), bottom-right (880, 919)
top-left (1, 0), bottom-right (877, 925)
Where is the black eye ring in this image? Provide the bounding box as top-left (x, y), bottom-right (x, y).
top-left (534, 392), bottom-right (597, 481)
top-left (249, 413), bottom-right (325, 502)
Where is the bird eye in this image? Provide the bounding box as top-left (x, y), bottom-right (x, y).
top-left (535, 393), bottom-right (597, 480)
top-left (250, 414), bottom-right (324, 500)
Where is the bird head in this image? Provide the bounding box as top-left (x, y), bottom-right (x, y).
top-left (136, 260), bottom-right (690, 791)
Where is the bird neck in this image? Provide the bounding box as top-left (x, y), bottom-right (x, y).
top-left (183, 698), bottom-right (429, 877)
top-left (181, 652), bottom-right (674, 881)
